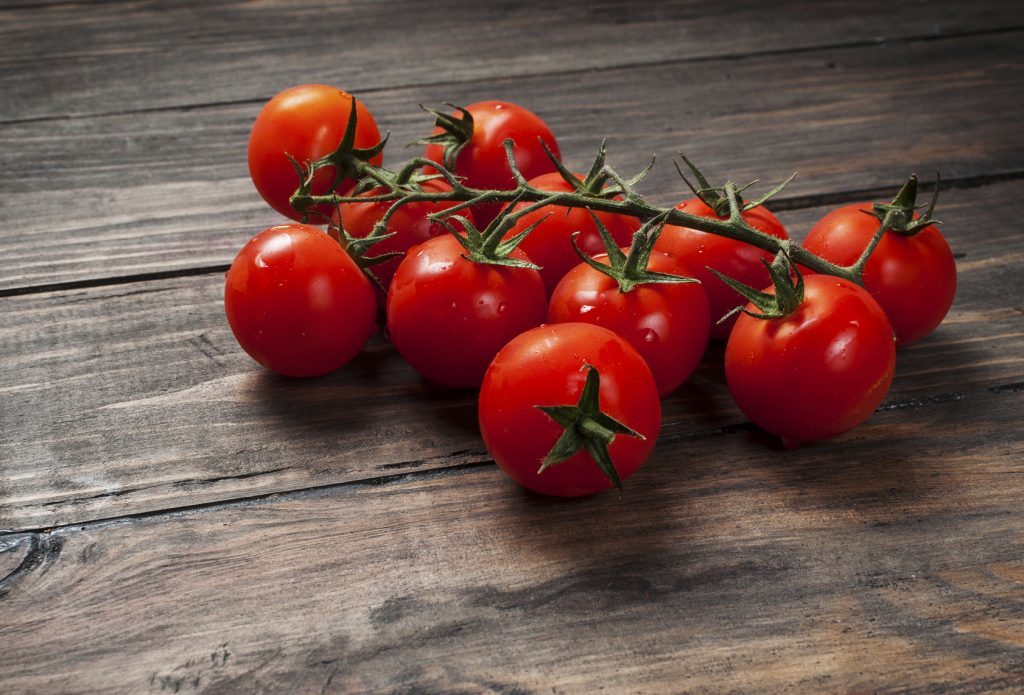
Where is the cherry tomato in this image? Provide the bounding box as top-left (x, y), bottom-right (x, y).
top-left (386, 235), bottom-right (547, 387)
top-left (502, 172), bottom-right (638, 294)
top-left (725, 275), bottom-right (896, 445)
top-left (479, 323), bottom-right (661, 497)
top-left (224, 224), bottom-right (376, 377)
top-left (548, 251), bottom-right (710, 395)
top-left (333, 178), bottom-right (473, 289)
top-left (801, 202), bottom-right (956, 346)
top-left (248, 84), bottom-right (383, 221)
top-left (423, 101), bottom-right (560, 226)
top-left (655, 198), bottom-right (789, 340)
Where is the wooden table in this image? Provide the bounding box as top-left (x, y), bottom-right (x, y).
top-left (2, 1), bottom-right (1023, 692)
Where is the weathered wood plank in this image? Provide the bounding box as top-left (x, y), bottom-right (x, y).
top-left (2, 33), bottom-right (1022, 290)
top-left (1, 386), bottom-right (1022, 694)
top-left (1, 180), bottom-right (1020, 532)
top-left (3, 0), bottom-right (1021, 122)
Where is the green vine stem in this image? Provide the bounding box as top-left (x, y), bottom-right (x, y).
top-left (288, 98), bottom-right (926, 285)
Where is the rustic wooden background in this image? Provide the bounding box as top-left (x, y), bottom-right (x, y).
top-left (2, 1), bottom-right (1023, 692)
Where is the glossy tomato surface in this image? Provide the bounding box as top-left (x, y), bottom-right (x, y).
top-left (334, 178), bottom-right (472, 289)
top-left (548, 251), bottom-right (710, 395)
top-left (248, 84), bottom-right (382, 221)
top-left (423, 101), bottom-right (560, 226)
top-left (479, 323), bottom-right (661, 497)
top-left (386, 234), bottom-right (547, 387)
top-left (655, 198), bottom-right (789, 340)
top-left (802, 202), bottom-right (957, 346)
top-left (224, 224), bottom-right (377, 377)
top-left (725, 275), bottom-right (896, 445)
top-left (503, 171), bottom-right (638, 294)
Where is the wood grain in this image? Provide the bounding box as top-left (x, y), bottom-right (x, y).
top-left (1, 387), bottom-right (1022, 693)
top-left (3, 0), bottom-right (1021, 122)
top-left (1, 180), bottom-right (1021, 532)
top-left (2, 32), bottom-right (1023, 290)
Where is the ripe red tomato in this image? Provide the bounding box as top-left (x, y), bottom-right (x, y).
top-left (801, 202), bottom-right (957, 346)
top-left (549, 251), bottom-right (710, 395)
top-left (248, 84), bottom-right (383, 221)
top-left (224, 224), bottom-right (377, 377)
top-left (333, 178), bottom-right (473, 289)
top-left (422, 101), bottom-right (560, 226)
top-left (655, 198), bottom-right (789, 340)
top-left (386, 234), bottom-right (547, 387)
top-left (502, 172), bottom-right (638, 294)
top-left (725, 275), bottom-right (895, 445)
top-left (479, 323), bottom-right (661, 497)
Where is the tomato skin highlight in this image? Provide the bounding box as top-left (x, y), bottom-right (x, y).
top-left (503, 172), bottom-right (637, 294)
top-left (248, 84), bottom-right (383, 221)
top-left (224, 224), bottom-right (377, 378)
top-left (725, 275), bottom-right (896, 445)
top-left (423, 100), bottom-right (560, 226)
top-left (386, 235), bottom-right (547, 388)
top-left (479, 323), bottom-right (661, 497)
top-left (548, 251), bottom-right (710, 396)
top-left (802, 202), bottom-right (957, 346)
top-left (334, 178), bottom-right (472, 290)
top-left (655, 197), bottom-right (789, 340)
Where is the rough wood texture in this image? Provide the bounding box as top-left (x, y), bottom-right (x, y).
top-left (2, 32), bottom-right (1023, 290)
top-left (3, 0), bottom-right (1021, 122)
top-left (1, 387), bottom-right (1022, 693)
top-left (2, 181), bottom-right (1021, 532)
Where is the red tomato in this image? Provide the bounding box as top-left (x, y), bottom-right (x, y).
top-left (802, 202), bottom-right (957, 346)
top-left (224, 224), bottom-right (376, 377)
top-left (655, 198), bottom-right (789, 340)
top-left (502, 172), bottom-right (638, 294)
top-left (248, 84), bottom-right (383, 221)
top-left (334, 178), bottom-right (473, 289)
top-left (386, 234), bottom-right (547, 387)
top-left (479, 323), bottom-right (661, 496)
top-left (423, 101), bottom-right (560, 226)
top-left (725, 275), bottom-right (896, 445)
top-left (549, 251), bottom-right (710, 395)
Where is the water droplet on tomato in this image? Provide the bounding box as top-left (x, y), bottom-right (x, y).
top-left (498, 302), bottom-right (507, 314)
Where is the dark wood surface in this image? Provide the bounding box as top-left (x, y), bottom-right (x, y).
top-left (1, 1), bottom-right (1023, 692)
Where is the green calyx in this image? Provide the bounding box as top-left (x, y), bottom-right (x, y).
top-left (866, 173), bottom-right (941, 236)
top-left (573, 212), bottom-right (698, 293)
top-left (535, 364), bottom-right (644, 492)
top-left (415, 103), bottom-right (474, 171)
top-left (289, 95), bottom-right (390, 219)
top-left (327, 217), bottom-right (400, 291)
top-left (675, 154), bottom-right (796, 219)
top-left (542, 138), bottom-right (654, 198)
top-left (712, 249), bottom-right (805, 322)
top-left (442, 198), bottom-right (544, 270)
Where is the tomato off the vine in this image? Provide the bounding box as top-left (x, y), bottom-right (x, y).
top-left (224, 224), bottom-right (377, 378)
top-left (722, 253), bottom-right (896, 445)
top-left (479, 323), bottom-right (661, 497)
top-left (802, 177), bottom-right (956, 346)
top-left (248, 84), bottom-right (383, 221)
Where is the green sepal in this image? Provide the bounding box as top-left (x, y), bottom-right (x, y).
top-left (674, 154), bottom-right (795, 218)
top-left (535, 365), bottom-right (644, 492)
top-left (866, 173), bottom-right (942, 236)
top-left (711, 250), bottom-right (805, 322)
top-left (571, 212), bottom-right (698, 293)
top-left (416, 103), bottom-right (474, 170)
top-left (440, 201), bottom-right (544, 270)
top-left (327, 218), bottom-right (400, 292)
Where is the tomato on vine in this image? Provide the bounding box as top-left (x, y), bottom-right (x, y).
top-left (248, 84), bottom-right (384, 221)
top-left (479, 323), bottom-right (661, 497)
top-left (420, 100), bottom-right (561, 226)
top-left (224, 224), bottom-right (377, 377)
top-left (721, 252), bottom-right (896, 446)
top-left (654, 158), bottom-right (790, 340)
top-left (386, 212), bottom-right (547, 388)
top-left (801, 175), bottom-right (956, 346)
top-left (548, 216), bottom-right (710, 395)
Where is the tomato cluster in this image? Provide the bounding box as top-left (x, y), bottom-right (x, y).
top-left (228, 84), bottom-right (957, 497)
